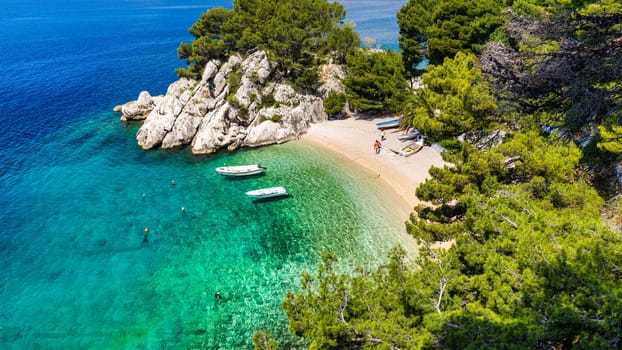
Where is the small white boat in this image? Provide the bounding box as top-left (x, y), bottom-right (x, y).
top-left (399, 137), bottom-right (424, 157)
top-left (245, 186), bottom-right (288, 199)
top-left (215, 164), bottom-right (265, 176)
top-left (397, 128), bottom-right (421, 141)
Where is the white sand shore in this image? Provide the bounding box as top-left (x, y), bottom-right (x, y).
top-left (301, 117), bottom-right (447, 211)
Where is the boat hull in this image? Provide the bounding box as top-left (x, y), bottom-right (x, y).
top-left (215, 164), bottom-right (264, 176)
top-left (245, 186), bottom-right (288, 199)
top-left (399, 140), bottom-right (424, 157)
top-left (375, 118), bottom-right (400, 130)
top-left (397, 128), bottom-right (421, 141)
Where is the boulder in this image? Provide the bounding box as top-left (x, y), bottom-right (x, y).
top-left (243, 51), bottom-right (272, 83)
top-left (244, 120), bottom-right (298, 147)
top-left (161, 111), bottom-right (203, 149)
top-left (273, 84), bottom-right (298, 105)
top-left (235, 51), bottom-right (272, 107)
top-left (191, 103), bottom-right (236, 154)
top-left (243, 95), bottom-right (326, 148)
top-left (213, 54), bottom-right (242, 98)
top-left (120, 91), bottom-right (155, 121)
top-left (136, 95), bottom-right (177, 149)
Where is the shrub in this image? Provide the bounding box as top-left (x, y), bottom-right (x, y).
top-left (226, 69), bottom-right (243, 102)
top-left (323, 91), bottom-right (346, 116)
top-left (260, 114), bottom-right (283, 123)
top-left (260, 93), bottom-right (280, 108)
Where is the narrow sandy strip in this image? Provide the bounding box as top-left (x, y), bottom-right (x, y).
top-left (301, 117), bottom-right (447, 211)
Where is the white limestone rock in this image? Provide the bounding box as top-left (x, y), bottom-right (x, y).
top-left (235, 51), bottom-right (272, 107)
top-left (191, 103), bottom-right (236, 154)
top-left (136, 95), bottom-right (177, 149)
top-left (273, 84), bottom-right (298, 105)
top-left (161, 111), bottom-right (203, 149)
top-left (123, 50), bottom-right (329, 153)
top-left (120, 91), bottom-right (155, 121)
top-left (213, 54), bottom-right (242, 98)
top-left (193, 60), bottom-right (221, 101)
top-left (243, 51), bottom-right (272, 83)
top-left (243, 120), bottom-right (298, 147)
top-left (243, 96), bottom-right (327, 147)
top-left (318, 63), bottom-right (346, 98)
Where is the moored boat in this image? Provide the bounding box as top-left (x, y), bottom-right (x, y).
top-left (245, 186), bottom-right (288, 199)
top-left (397, 128), bottom-right (421, 141)
top-left (375, 118), bottom-right (400, 130)
top-left (215, 164), bottom-right (265, 176)
top-left (399, 136), bottom-right (424, 157)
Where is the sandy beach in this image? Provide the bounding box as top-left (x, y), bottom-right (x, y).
top-left (301, 116), bottom-right (447, 212)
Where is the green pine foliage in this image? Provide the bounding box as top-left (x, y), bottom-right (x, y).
top-left (343, 49), bottom-right (409, 113)
top-left (323, 91), bottom-right (347, 117)
top-left (397, 0), bottom-right (503, 77)
top-left (397, 0), bottom-right (436, 77)
top-left (252, 328), bottom-right (280, 350)
top-left (402, 52), bottom-right (499, 141)
top-left (599, 125), bottom-right (622, 154)
top-left (176, 0), bottom-right (360, 82)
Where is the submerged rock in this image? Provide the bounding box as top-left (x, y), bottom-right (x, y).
top-left (118, 50), bottom-right (331, 153)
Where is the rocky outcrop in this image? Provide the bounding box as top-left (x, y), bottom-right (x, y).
top-left (119, 91), bottom-right (162, 121)
top-left (117, 50), bottom-right (330, 154)
top-left (318, 63), bottom-right (346, 98)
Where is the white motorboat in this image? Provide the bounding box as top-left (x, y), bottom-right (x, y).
top-left (245, 186), bottom-right (288, 199)
top-left (215, 164), bottom-right (265, 176)
top-left (397, 128), bottom-right (422, 141)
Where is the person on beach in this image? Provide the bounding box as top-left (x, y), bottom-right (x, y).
top-left (380, 130), bottom-right (386, 141)
top-left (373, 140), bottom-right (381, 154)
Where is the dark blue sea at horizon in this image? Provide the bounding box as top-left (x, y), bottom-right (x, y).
top-left (0, 1), bottom-right (412, 348)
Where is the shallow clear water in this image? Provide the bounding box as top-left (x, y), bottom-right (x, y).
top-left (0, 0), bottom-right (411, 348)
top-left (1, 116), bottom-right (414, 348)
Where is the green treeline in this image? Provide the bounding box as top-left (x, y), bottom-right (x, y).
top-left (176, 0), bottom-right (409, 114)
top-left (280, 0), bottom-right (622, 349)
top-left (175, 0), bottom-right (359, 91)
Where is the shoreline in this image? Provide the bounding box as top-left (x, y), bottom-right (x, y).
top-left (300, 117), bottom-right (447, 212)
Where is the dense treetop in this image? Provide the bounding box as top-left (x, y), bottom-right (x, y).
top-left (397, 0), bottom-right (504, 78)
top-left (402, 52), bottom-right (500, 140)
top-left (176, 0), bottom-right (359, 87)
top-left (344, 49), bottom-right (409, 113)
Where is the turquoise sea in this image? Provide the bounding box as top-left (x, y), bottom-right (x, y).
top-left (0, 1), bottom-right (411, 348)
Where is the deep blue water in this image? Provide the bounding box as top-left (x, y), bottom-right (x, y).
top-left (0, 1), bottom-right (409, 348)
